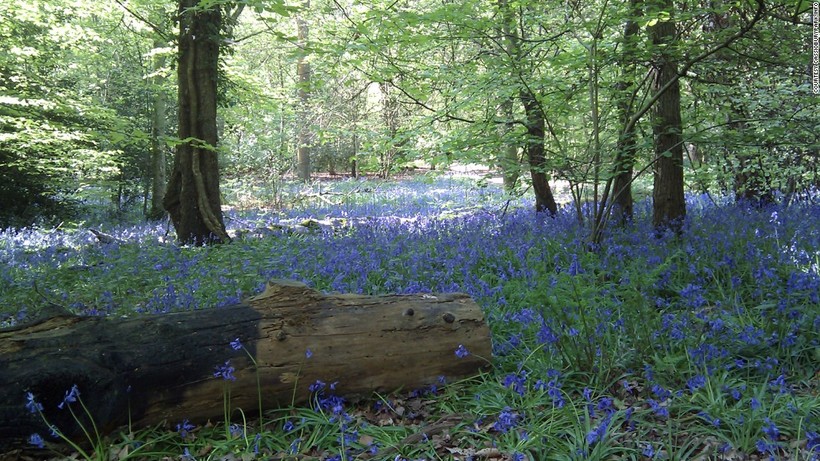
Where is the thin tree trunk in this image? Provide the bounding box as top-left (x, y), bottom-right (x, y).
top-left (296, 0), bottom-right (311, 181)
top-left (147, 40), bottom-right (168, 221)
top-left (163, 0), bottom-right (229, 245)
top-left (380, 81), bottom-right (401, 178)
top-left (498, 0), bottom-right (520, 191)
top-left (520, 90), bottom-right (558, 215)
top-left (649, 0), bottom-right (685, 233)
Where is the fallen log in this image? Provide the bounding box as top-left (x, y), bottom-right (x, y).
top-left (0, 280), bottom-right (492, 449)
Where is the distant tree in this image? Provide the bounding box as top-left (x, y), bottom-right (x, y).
top-left (163, 0), bottom-right (230, 244)
top-left (147, 37), bottom-right (170, 221)
top-left (648, 0), bottom-right (685, 233)
top-left (296, 0), bottom-right (312, 182)
top-left (501, 0), bottom-right (558, 215)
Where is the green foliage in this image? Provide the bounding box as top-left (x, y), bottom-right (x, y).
top-left (0, 0), bottom-right (162, 225)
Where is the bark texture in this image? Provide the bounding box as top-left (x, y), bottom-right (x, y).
top-left (163, 0), bottom-right (229, 244)
top-left (0, 280), bottom-right (492, 449)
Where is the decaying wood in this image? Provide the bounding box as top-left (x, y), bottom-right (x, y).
top-left (0, 280), bottom-right (492, 449)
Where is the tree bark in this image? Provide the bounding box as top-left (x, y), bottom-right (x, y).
top-left (0, 280), bottom-right (492, 449)
top-left (649, 0), bottom-right (686, 233)
top-left (163, 0), bottom-right (229, 245)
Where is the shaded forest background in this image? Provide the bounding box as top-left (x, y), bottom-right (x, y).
top-left (0, 0), bottom-right (817, 232)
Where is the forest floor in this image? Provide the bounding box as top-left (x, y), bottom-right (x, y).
top-left (1, 173), bottom-right (817, 460)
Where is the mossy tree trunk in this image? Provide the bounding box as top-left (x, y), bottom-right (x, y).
top-left (163, 0), bottom-right (229, 245)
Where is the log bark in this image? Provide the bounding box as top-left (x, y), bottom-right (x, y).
top-left (0, 280), bottom-right (491, 449)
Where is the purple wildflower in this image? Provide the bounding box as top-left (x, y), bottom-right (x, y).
top-left (25, 392), bottom-right (43, 414)
top-left (176, 419), bottom-right (195, 439)
top-left (493, 407), bottom-right (520, 433)
top-left (58, 384), bottom-right (80, 409)
top-left (29, 433), bottom-right (45, 449)
top-left (214, 360), bottom-right (236, 381)
top-left (455, 344), bottom-right (469, 358)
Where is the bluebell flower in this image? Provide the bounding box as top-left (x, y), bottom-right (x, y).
top-left (642, 443), bottom-right (655, 458)
top-left (493, 407), bottom-right (520, 433)
top-left (502, 371), bottom-right (527, 396)
top-left (643, 365), bottom-right (655, 382)
top-left (176, 419), bottom-right (195, 439)
top-left (648, 399), bottom-right (669, 418)
top-left (230, 338), bottom-right (243, 350)
top-left (181, 447), bottom-right (195, 461)
top-left (698, 411), bottom-right (720, 427)
top-left (762, 418), bottom-right (780, 440)
top-left (306, 348), bottom-right (313, 358)
top-left (750, 397), bottom-right (762, 410)
top-left (547, 380), bottom-right (565, 408)
top-left (586, 417), bottom-right (609, 445)
top-left (58, 384), bottom-right (80, 409)
top-left (597, 397), bottom-right (615, 415)
top-left (283, 420), bottom-right (295, 432)
top-left (455, 344), bottom-right (469, 358)
top-left (289, 437), bottom-right (302, 454)
top-left (214, 360), bottom-right (236, 381)
top-left (768, 374), bottom-right (788, 394)
top-left (755, 439), bottom-right (778, 459)
top-left (806, 431), bottom-right (819, 453)
top-left (28, 433), bottom-right (45, 449)
top-left (568, 256), bottom-right (583, 276)
top-left (536, 322), bottom-right (559, 345)
top-left (686, 375), bottom-right (706, 393)
top-left (25, 392), bottom-right (43, 414)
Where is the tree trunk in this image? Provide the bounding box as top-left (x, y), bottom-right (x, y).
top-left (0, 280), bottom-right (492, 449)
top-left (147, 39), bottom-right (168, 221)
top-left (610, 0), bottom-right (641, 224)
top-left (163, 0), bottom-right (229, 245)
top-left (649, 0), bottom-right (685, 233)
top-left (380, 81), bottom-right (401, 178)
top-left (498, 0), bottom-right (520, 192)
top-left (296, 0), bottom-right (312, 182)
top-left (520, 90), bottom-right (558, 215)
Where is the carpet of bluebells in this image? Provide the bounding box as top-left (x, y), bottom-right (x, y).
top-left (2, 175), bottom-right (819, 460)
